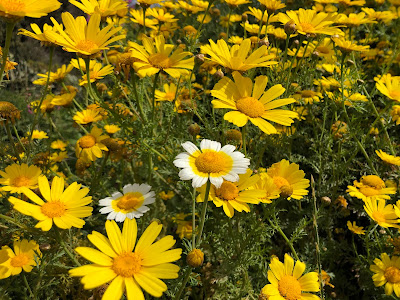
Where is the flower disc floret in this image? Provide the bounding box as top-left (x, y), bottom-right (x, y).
top-left (278, 275), bottom-right (302, 300)
top-left (215, 181), bottom-right (239, 200)
top-left (112, 252), bottom-right (142, 277)
top-left (195, 151), bottom-right (233, 174)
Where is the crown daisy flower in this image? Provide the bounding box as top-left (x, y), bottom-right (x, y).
top-left (173, 139), bottom-right (250, 188)
top-left (0, 101), bottom-right (21, 124)
top-left (364, 198), bottom-right (400, 228)
top-left (0, 163), bottom-right (42, 194)
top-left (371, 253), bottom-right (400, 297)
top-left (375, 74), bottom-right (400, 102)
top-left (267, 159), bottom-right (310, 200)
top-left (253, 172), bottom-right (281, 203)
top-left (44, 12), bottom-right (125, 57)
top-left (69, 218), bottom-right (182, 299)
top-left (70, 0), bottom-right (128, 18)
top-left (376, 150), bottom-right (400, 166)
top-left (99, 184), bottom-right (155, 222)
top-left (347, 175), bottom-right (396, 202)
top-left (260, 254), bottom-right (320, 300)
top-left (347, 221), bottom-right (365, 235)
top-left (0, 239), bottom-right (41, 279)
top-left (130, 35), bottom-right (194, 78)
top-left (332, 38), bottom-right (370, 53)
top-left (0, 0), bottom-right (61, 21)
top-left (33, 64), bottom-right (73, 85)
top-left (212, 72), bottom-right (298, 134)
top-left (200, 39), bottom-right (277, 72)
top-left (196, 169), bottom-right (264, 218)
top-left (76, 126), bottom-right (109, 162)
top-left (18, 23), bottom-right (61, 46)
top-left (8, 175), bottom-right (93, 231)
top-left (278, 8), bottom-right (343, 37)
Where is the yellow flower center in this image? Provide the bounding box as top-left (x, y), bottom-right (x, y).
top-left (384, 266), bottom-right (400, 283)
top-left (359, 186), bottom-right (380, 197)
top-left (165, 92), bottom-right (175, 101)
top-left (10, 254), bottom-right (29, 268)
top-left (278, 275), bottom-right (302, 300)
top-left (372, 211), bottom-right (386, 223)
top-left (112, 252), bottom-right (142, 277)
top-left (149, 53), bottom-right (172, 69)
top-left (273, 176), bottom-right (290, 190)
top-left (75, 40), bottom-right (99, 53)
top-left (215, 181), bottom-right (239, 200)
top-left (299, 22), bottom-right (315, 33)
top-left (116, 193), bottom-right (143, 210)
top-left (194, 151), bottom-right (232, 174)
top-left (236, 97), bottom-right (265, 118)
top-left (1, 0), bottom-right (25, 12)
top-left (41, 201), bottom-right (66, 218)
top-left (390, 90), bottom-right (400, 99)
top-left (361, 175), bottom-right (385, 189)
top-left (12, 176), bottom-right (31, 187)
top-left (79, 135), bottom-right (96, 148)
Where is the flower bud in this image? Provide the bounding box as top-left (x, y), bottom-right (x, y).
top-left (188, 123), bottom-right (201, 136)
top-left (241, 13), bottom-right (248, 23)
top-left (187, 249), bottom-right (204, 267)
top-left (280, 185), bottom-right (293, 199)
top-left (214, 69), bottom-right (224, 79)
top-left (259, 37), bottom-right (269, 47)
top-left (195, 54), bottom-right (205, 64)
top-left (284, 20), bottom-right (297, 35)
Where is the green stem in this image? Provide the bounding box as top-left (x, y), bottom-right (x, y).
top-left (5, 122), bottom-right (21, 162)
top-left (22, 273), bottom-right (34, 298)
top-left (151, 72), bottom-right (160, 123)
top-left (192, 187), bottom-right (197, 249)
top-left (130, 70), bottom-right (147, 123)
top-left (174, 268), bottom-right (192, 300)
top-left (55, 228), bottom-right (81, 267)
top-left (0, 213), bottom-right (29, 230)
top-left (91, 151), bottom-right (109, 191)
top-left (196, 180), bottom-right (211, 247)
top-left (226, 7), bottom-right (233, 39)
top-left (242, 123), bottom-right (247, 156)
top-left (0, 22), bottom-right (15, 87)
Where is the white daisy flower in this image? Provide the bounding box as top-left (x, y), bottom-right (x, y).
top-left (99, 184), bottom-right (155, 222)
top-left (173, 139), bottom-right (250, 188)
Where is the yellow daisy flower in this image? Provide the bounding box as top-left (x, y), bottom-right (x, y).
top-left (130, 9), bottom-right (158, 29)
top-left (76, 126), bottom-right (109, 162)
top-left (104, 124), bottom-right (121, 134)
top-left (364, 198), bottom-right (400, 228)
top-left (375, 74), bottom-right (400, 102)
top-left (332, 38), bottom-right (370, 53)
top-left (8, 175), bottom-right (93, 231)
top-left (0, 240), bottom-right (41, 279)
top-left (0, 0), bottom-right (61, 20)
top-left (371, 253), bottom-right (400, 297)
top-left (172, 213), bottom-right (193, 239)
top-left (73, 109), bottom-right (103, 125)
top-left (155, 82), bottom-right (179, 102)
top-left (33, 64), bottom-right (73, 85)
top-left (253, 172), bottom-right (281, 203)
top-left (347, 221), bottom-right (365, 235)
top-left (130, 35), bottom-right (194, 78)
top-left (45, 12), bottom-right (125, 57)
top-left (267, 159), bottom-right (310, 200)
top-left (211, 71), bottom-right (297, 134)
top-left (391, 105), bottom-right (400, 124)
top-left (294, 90), bottom-right (323, 104)
top-left (224, 0), bottom-right (250, 8)
top-left (79, 63), bottom-right (114, 86)
top-left (70, 0), bottom-right (128, 18)
top-left (278, 8), bottom-right (343, 37)
top-left (173, 139), bottom-right (250, 188)
top-left (69, 218), bottom-right (182, 299)
top-left (376, 150), bottom-right (400, 166)
top-left (197, 169), bottom-right (264, 218)
top-left (200, 39), bottom-right (277, 72)
top-left (146, 7), bottom-right (178, 23)
top-left (260, 254), bottom-right (320, 300)
top-left (18, 23), bottom-right (61, 46)
top-left (27, 129), bottom-right (49, 140)
top-left (51, 140), bottom-right (67, 151)
top-left (347, 175), bottom-right (396, 202)
top-left (257, 0), bottom-right (286, 13)
top-left (337, 12), bottom-right (376, 27)
top-left (0, 163), bottom-right (42, 194)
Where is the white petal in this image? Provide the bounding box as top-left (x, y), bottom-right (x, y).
top-left (112, 191), bottom-right (123, 199)
top-left (107, 211), bottom-right (117, 220)
top-left (99, 206), bottom-right (114, 214)
top-left (179, 168), bottom-right (195, 180)
top-left (181, 141), bottom-right (199, 155)
top-left (221, 145), bottom-right (236, 153)
top-left (99, 198), bottom-right (112, 206)
top-left (210, 176), bottom-right (223, 188)
top-left (115, 212), bottom-right (126, 222)
top-left (136, 206), bottom-right (150, 213)
top-left (193, 176), bottom-right (208, 188)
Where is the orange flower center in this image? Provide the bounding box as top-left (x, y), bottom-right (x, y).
top-left (372, 211), bottom-right (386, 223)
top-left (384, 266), bottom-right (400, 283)
top-left (299, 22), bottom-right (315, 33)
top-left (12, 176), bottom-right (31, 187)
top-left (278, 275), bottom-right (302, 300)
top-left (390, 90), bottom-right (400, 99)
top-left (41, 201), bottom-right (66, 218)
top-left (10, 254), bottom-right (29, 268)
top-left (194, 151), bottom-right (232, 174)
top-left (116, 193), bottom-right (143, 210)
top-left (273, 176), bottom-right (290, 190)
top-left (165, 92), bottom-right (175, 101)
top-left (149, 53), bottom-right (172, 69)
top-left (112, 252), bottom-right (142, 277)
top-left (236, 97), bottom-right (265, 118)
top-left (75, 40), bottom-right (99, 53)
top-left (79, 135), bottom-right (96, 148)
top-left (2, 0), bottom-right (25, 12)
top-left (215, 181), bottom-right (239, 200)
